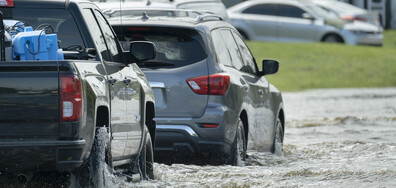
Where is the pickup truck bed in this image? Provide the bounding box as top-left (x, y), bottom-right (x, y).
top-left (0, 61), bottom-right (84, 171)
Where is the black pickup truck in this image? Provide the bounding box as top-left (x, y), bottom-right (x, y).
top-left (0, 0), bottom-right (156, 184)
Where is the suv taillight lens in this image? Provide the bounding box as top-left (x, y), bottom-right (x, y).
top-left (60, 74), bottom-right (82, 122)
top-left (187, 73), bottom-right (230, 95)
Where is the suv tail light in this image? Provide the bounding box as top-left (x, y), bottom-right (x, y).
top-left (60, 74), bottom-right (82, 122)
top-left (187, 73), bottom-right (230, 95)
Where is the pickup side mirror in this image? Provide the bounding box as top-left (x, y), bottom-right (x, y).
top-left (130, 41), bottom-right (156, 62)
top-left (260, 59), bottom-right (279, 76)
top-left (302, 13), bottom-right (315, 21)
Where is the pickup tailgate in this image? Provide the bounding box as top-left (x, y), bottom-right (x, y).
top-left (0, 62), bottom-right (60, 137)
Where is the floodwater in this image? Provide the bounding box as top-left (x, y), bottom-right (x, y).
top-left (110, 87), bottom-right (396, 187)
top-left (3, 88), bottom-right (396, 187)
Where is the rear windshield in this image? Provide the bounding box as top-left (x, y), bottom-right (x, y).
top-left (0, 8), bottom-right (84, 50)
top-left (113, 26), bottom-right (207, 68)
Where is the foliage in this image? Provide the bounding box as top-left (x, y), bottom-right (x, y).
top-left (247, 30), bottom-right (396, 91)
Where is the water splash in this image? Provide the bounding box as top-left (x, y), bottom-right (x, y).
top-left (70, 127), bottom-right (116, 188)
top-left (273, 141), bottom-right (284, 156)
top-left (236, 152), bottom-right (245, 167)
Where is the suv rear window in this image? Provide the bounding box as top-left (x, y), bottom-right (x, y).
top-left (113, 26), bottom-right (207, 68)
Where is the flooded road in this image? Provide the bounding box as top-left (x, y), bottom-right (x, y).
top-left (123, 87), bottom-right (396, 188)
top-left (3, 88), bottom-right (396, 187)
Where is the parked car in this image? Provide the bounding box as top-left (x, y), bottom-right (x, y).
top-left (95, 0), bottom-right (175, 16)
top-left (227, 0), bottom-right (383, 46)
top-left (102, 8), bottom-right (198, 19)
top-left (0, 0), bottom-right (156, 185)
top-left (93, 0), bottom-right (230, 22)
top-left (309, 0), bottom-right (382, 28)
top-left (163, 0), bottom-right (230, 22)
top-left (109, 11), bottom-right (285, 165)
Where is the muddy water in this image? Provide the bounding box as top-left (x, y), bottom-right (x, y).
top-left (120, 87), bottom-right (395, 188)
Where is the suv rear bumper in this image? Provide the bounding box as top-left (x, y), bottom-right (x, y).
top-left (0, 139), bottom-right (86, 172)
top-left (154, 122), bottom-right (236, 164)
top-left (155, 124), bottom-right (232, 155)
top-left (153, 101), bottom-right (240, 162)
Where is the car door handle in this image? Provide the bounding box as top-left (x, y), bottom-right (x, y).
top-left (242, 84), bottom-right (249, 90)
top-left (258, 89), bottom-right (264, 96)
top-left (108, 77), bottom-right (117, 84)
top-left (123, 79), bottom-right (132, 84)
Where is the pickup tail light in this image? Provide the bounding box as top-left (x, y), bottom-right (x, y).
top-left (187, 73), bottom-right (230, 95)
top-left (60, 74), bottom-right (82, 122)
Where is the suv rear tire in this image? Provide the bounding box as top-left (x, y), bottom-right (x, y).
top-left (228, 118), bottom-right (246, 165)
top-left (271, 117), bottom-right (284, 154)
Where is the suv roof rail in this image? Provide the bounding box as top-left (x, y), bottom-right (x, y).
top-left (195, 14), bottom-right (224, 22)
top-left (192, 10), bottom-right (215, 15)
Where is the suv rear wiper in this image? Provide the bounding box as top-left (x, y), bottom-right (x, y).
top-left (136, 61), bottom-right (175, 67)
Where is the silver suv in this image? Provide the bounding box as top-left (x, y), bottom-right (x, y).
top-left (109, 12), bottom-right (284, 165)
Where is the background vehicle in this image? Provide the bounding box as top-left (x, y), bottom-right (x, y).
top-left (93, 0), bottom-right (230, 22)
top-left (309, 0), bottom-right (382, 28)
top-left (102, 8), bottom-right (199, 19)
top-left (0, 0), bottom-right (155, 184)
top-left (165, 0), bottom-right (230, 22)
top-left (227, 0), bottom-right (383, 46)
top-left (95, 0), bottom-right (175, 17)
top-left (110, 12), bottom-right (285, 165)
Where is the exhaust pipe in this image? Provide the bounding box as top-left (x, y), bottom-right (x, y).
top-left (16, 174), bottom-right (28, 184)
top-left (15, 172), bottom-right (33, 184)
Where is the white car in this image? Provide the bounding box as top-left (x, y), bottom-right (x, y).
top-left (309, 0), bottom-right (382, 29)
top-left (92, 0), bottom-right (230, 22)
top-left (94, 1), bottom-right (175, 14)
top-left (102, 8), bottom-right (196, 19)
top-left (168, 0), bottom-right (230, 22)
top-left (227, 0), bottom-right (383, 46)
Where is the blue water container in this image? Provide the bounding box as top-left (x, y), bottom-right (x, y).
top-left (12, 27), bottom-right (64, 61)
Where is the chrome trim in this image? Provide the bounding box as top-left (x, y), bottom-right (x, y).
top-left (154, 117), bottom-right (192, 121)
top-left (156, 125), bottom-right (199, 137)
top-left (0, 140), bottom-right (86, 147)
top-left (149, 82), bottom-right (165, 89)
